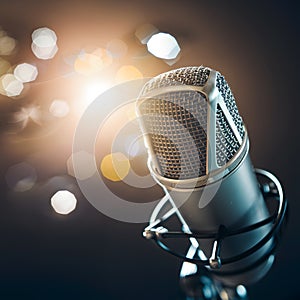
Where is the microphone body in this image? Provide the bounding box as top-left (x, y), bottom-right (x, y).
top-left (161, 153), bottom-right (273, 286)
top-left (137, 66), bottom-right (274, 287)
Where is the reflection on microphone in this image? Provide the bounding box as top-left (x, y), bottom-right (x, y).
top-left (137, 66), bottom-right (287, 299)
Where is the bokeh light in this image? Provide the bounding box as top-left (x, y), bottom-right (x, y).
top-left (236, 285), bottom-right (247, 298)
top-left (0, 57), bottom-right (11, 76)
top-left (115, 65), bottom-right (143, 83)
top-left (147, 32), bottom-right (180, 59)
top-left (0, 34), bottom-right (17, 56)
top-left (31, 43), bottom-right (58, 60)
top-left (106, 39), bottom-right (127, 58)
top-left (32, 27), bottom-right (57, 46)
top-left (67, 151), bottom-right (96, 180)
top-left (100, 152), bottom-right (130, 182)
top-left (0, 73), bottom-right (24, 97)
top-left (219, 290), bottom-right (229, 300)
top-left (49, 99), bottom-right (70, 118)
top-left (73, 48), bottom-right (113, 76)
top-left (51, 190), bottom-right (77, 215)
top-left (5, 162), bottom-right (37, 192)
top-left (135, 23), bottom-right (159, 44)
top-left (74, 52), bottom-right (102, 76)
top-left (14, 63), bottom-right (38, 83)
top-left (31, 27), bottom-right (58, 60)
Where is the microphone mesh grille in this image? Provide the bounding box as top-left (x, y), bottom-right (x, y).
top-left (138, 67), bottom-right (246, 180)
top-left (216, 73), bottom-right (245, 139)
top-left (139, 91), bottom-right (207, 179)
top-left (216, 104), bottom-right (241, 166)
top-left (142, 66), bottom-right (210, 94)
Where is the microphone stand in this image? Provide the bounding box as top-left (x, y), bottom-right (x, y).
top-left (143, 169), bottom-right (287, 300)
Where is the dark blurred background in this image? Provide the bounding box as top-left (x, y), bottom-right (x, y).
top-left (0, 0), bottom-right (299, 299)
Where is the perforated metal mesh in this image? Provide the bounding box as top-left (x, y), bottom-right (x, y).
top-left (138, 67), bottom-right (246, 180)
top-left (138, 91), bottom-right (207, 179)
top-left (216, 73), bottom-right (245, 139)
top-left (215, 105), bottom-right (241, 167)
top-left (142, 66), bottom-right (210, 95)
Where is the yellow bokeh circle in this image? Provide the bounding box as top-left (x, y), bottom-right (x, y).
top-left (100, 152), bottom-right (130, 182)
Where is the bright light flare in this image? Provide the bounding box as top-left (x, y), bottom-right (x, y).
top-left (51, 190), bottom-right (77, 215)
top-left (49, 99), bottom-right (70, 118)
top-left (0, 74), bottom-right (24, 97)
top-left (77, 80), bottom-right (112, 114)
top-left (31, 27), bottom-right (58, 60)
top-left (85, 81), bottom-right (107, 101)
top-left (72, 79), bottom-right (113, 117)
top-left (14, 63), bottom-right (38, 83)
top-left (147, 32), bottom-right (180, 59)
top-left (100, 152), bottom-right (130, 182)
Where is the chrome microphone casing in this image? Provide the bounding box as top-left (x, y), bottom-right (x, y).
top-left (136, 66), bottom-right (286, 288)
top-left (137, 67), bottom-right (246, 186)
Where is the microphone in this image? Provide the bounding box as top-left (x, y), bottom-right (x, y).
top-left (136, 66), bottom-right (287, 292)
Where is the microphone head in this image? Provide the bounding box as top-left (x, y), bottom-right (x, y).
top-left (136, 66), bottom-right (247, 185)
